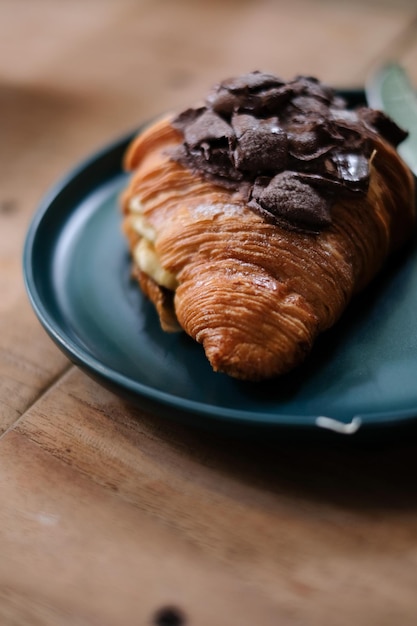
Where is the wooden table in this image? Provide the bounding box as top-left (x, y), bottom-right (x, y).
top-left (1, 1), bottom-right (417, 624)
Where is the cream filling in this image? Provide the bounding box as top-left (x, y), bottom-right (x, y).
top-left (129, 196), bottom-right (178, 290)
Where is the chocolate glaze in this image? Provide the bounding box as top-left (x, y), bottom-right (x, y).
top-left (170, 72), bottom-right (408, 231)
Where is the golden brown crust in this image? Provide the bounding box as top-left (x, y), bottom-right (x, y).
top-left (135, 268), bottom-right (179, 333)
top-left (121, 117), bottom-right (415, 380)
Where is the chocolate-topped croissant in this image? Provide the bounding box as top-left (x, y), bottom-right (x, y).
top-left (121, 73), bottom-right (415, 380)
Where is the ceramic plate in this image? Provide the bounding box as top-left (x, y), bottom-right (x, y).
top-left (23, 93), bottom-right (417, 437)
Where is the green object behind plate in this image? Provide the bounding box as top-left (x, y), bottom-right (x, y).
top-left (366, 63), bottom-right (417, 175)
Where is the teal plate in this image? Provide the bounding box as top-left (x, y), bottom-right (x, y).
top-left (23, 93), bottom-right (417, 438)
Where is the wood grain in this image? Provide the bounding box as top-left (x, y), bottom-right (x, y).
top-left (3, 368), bottom-right (417, 624)
top-left (1, 0), bottom-right (417, 623)
top-left (0, 301), bottom-right (70, 434)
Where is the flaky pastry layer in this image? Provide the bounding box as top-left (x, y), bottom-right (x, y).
top-left (121, 116), bottom-right (415, 380)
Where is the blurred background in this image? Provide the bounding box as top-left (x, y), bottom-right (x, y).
top-left (1, 0), bottom-right (416, 310)
top-left (2, 0), bottom-right (417, 147)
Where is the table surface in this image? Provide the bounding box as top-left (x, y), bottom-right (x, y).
top-left (2, 1), bottom-right (417, 624)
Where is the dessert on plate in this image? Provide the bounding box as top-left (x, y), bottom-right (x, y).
top-left (121, 72), bottom-right (415, 381)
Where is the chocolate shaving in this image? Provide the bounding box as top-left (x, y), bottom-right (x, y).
top-left (252, 172), bottom-right (332, 230)
top-left (169, 71), bottom-right (408, 232)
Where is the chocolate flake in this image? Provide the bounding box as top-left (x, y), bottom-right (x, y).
top-left (254, 171), bottom-right (332, 230)
top-left (232, 114), bottom-right (287, 173)
top-left (182, 110), bottom-right (233, 149)
top-left (169, 71), bottom-right (409, 232)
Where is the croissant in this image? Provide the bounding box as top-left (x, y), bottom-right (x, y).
top-left (121, 73), bottom-right (415, 380)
